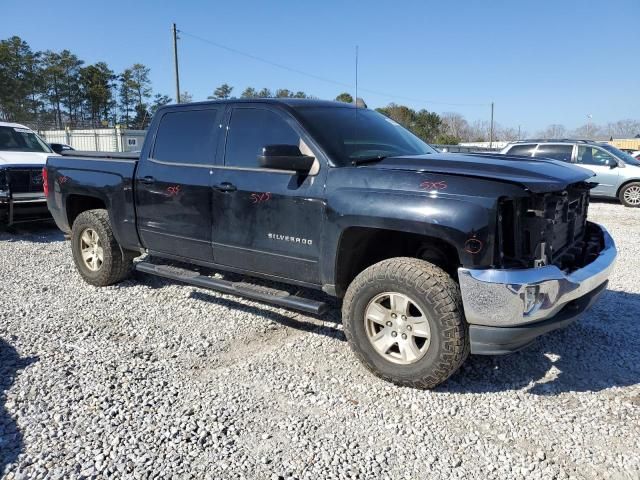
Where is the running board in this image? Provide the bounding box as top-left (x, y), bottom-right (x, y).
top-left (134, 262), bottom-right (329, 315)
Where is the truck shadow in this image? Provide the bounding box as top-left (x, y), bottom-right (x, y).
top-left (128, 263), bottom-right (345, 342)
top-left (189, 291), bottom-right (346, 342)
top-left (129, 263), bottom-right (639, 394)
top-left (0, 338), bottom-right (38, 474)
top-left (447, 289), bottom-right (640, 395)
top-left (0, 222), bottom-right (64, 243)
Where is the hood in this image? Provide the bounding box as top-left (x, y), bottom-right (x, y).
top-left (361, 153), bottom-right (594, 193)
top-left (0, 151), bottom-right (54, 166)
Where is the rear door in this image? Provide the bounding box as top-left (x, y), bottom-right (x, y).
top-left (575, 145), bottom-right (620, 196)
top-left (211, 105), bottom-right (326, 285)
top-left (135, 106), bottom-right (223, 261)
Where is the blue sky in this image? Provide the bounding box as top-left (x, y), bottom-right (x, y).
top-left (2, 0), bottom-right (639, 132)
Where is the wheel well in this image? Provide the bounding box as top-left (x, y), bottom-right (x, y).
top-left (334, 227), bottom-right (460, 297)
top-left (616, 179), bottom-right (640, 198)
top-left (66, 195), bottom-right (106, 227)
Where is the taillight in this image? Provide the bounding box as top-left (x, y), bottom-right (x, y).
top-left (42, 167), bottom-right (49, 197)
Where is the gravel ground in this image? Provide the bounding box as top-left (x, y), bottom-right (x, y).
top-left (1, 201), bottom-right (639, 480)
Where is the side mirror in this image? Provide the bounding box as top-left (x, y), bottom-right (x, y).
top-left (258, 144), bottom-right (315, 173)
top-left (50, 144), bottom-right (63, 154)
top-left (608, 159), bottom-right (622, 169)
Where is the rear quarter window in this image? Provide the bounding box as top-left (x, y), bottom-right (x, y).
top-left (506, 144), bottom-right (537, 156)
top-left (534, 144), bottom-right (574, 163)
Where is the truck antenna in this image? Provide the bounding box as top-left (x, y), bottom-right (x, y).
top-left (355, 45), bottom-right (359, 108)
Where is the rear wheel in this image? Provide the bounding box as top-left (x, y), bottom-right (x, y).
top-left (342, 257), bottom-right (469, 389)
top-left (71, 209), bottom-right (134, 286)
top-left (619, 182), bottom-right (640, 207)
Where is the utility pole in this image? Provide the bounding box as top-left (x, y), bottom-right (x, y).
top-left (489, 102), bottom-right (495, 148)
top-left (172, 23), bottom-right (181, 104)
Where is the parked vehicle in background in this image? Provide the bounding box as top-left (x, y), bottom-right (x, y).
top-left (631, 150), bottom-right (640, 160)
top-left (45, 99), bottom-right (616, 389)
top-left (49, 143), bottom-right (75, 154)
top-left (0, 122), bottom-right (54, 226)
top-left (501, 139), bottom-right (640, 207)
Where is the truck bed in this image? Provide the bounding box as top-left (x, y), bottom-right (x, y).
top-left (45, 152), bottom-right (140, 249)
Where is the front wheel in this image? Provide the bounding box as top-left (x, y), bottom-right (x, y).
top-left (71, 209), bottom-right (134, 286)
top-left (619, 182), bottom-right (640, 208)
top-left (342, 257), bottom-right (469, 389)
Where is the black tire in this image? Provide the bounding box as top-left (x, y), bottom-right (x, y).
top-left (618, 182), bottom-right (640, 208)
top-left (70, 209), bottom-right (134, 286)
top-left (342, 257), bottom-right (469, 389)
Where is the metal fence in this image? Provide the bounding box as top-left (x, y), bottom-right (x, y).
top-left (33, 126), bottom-right (147, 153)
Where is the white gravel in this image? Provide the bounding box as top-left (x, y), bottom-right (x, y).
top-left (1, 200), bottom-right (639, 479)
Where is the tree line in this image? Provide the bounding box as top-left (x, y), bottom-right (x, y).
top-left (2, 36), bottom-right (638, 142)
top-left (0, 36), bottom-right (172, 129)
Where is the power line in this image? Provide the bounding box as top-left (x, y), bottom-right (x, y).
top-left (178, 29), bottom-right (490, 108)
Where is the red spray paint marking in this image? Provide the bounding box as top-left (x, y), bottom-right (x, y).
top-left (167, 185), bottom-right (181, 197)
top-left (250, 192), bottom-right (272, 204)
top-left (420, 180), bottom-right (447, 190)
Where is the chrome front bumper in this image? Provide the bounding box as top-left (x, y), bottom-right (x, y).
top-left (458, 224), bottom-right (616, 328)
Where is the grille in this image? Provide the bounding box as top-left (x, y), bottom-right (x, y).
top-left (498, 183), bottom-right (595, 270)
top-left (7, 168), bottom-right (44, 194)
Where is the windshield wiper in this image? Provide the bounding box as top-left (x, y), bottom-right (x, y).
top-left (351, 155), bottom-right (389, 166)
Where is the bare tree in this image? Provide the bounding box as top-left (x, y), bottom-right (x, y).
top-left (603, 119), bottom-right (640, 139)
top-left (537, 124), bottom-right (567, 139)
top-left (497, 126), bottom-right (520, 141)
top-left (440, 112), bottom-right (471, 141)
top-left (468, 120), bottom-right (491, 141)
top-left (571, 123), bottom-right (603, 140)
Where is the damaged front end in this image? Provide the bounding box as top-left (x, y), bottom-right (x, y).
top-left (496, 181), bottom-right (602, 271)
top-left (457, 181), bottom-right (616, 355)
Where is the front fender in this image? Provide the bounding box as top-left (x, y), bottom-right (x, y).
top-left (321, 167), bottom-right (528, 286)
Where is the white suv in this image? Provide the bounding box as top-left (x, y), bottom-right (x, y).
top-left (0, 121), bottom-right (55, 226)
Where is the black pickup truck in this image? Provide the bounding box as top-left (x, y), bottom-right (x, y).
top-left (44, 99), bottom-right (617, 388)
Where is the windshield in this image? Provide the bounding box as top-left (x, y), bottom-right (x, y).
top-left (0, 126), bottom-right (52, 153)
top-left (600, 143), bottom-right (640, 166)
top-left (293, 106), bottom-right (437, 165)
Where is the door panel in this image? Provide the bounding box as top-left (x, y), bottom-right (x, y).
top-left (211, 106), bottom-right (325, 284)
top-left (135, 107), bottom-right (222, 261)
top-left (136, 160), bottom-right (213, 260)
top-left (576, 146), bottom-right (620, 196)
top-left (212, 171), bottom-right (324, 283)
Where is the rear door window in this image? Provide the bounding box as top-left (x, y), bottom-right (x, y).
top-left (152, 109), bottom-right (220, 165)
top-left (534, 144), bottom-right (574, 162)
top-left (506, 144), bottom-right (537, 156)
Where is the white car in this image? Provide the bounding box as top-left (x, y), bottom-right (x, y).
top-left (0, 121), bottom-right (56, 226)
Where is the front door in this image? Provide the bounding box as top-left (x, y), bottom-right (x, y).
top-left (576, 145), bottom-right (620, 197)
top-left (211, 105), bottom-right (326, 285)
top-left (135, 106), bottom-right (223, 262)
